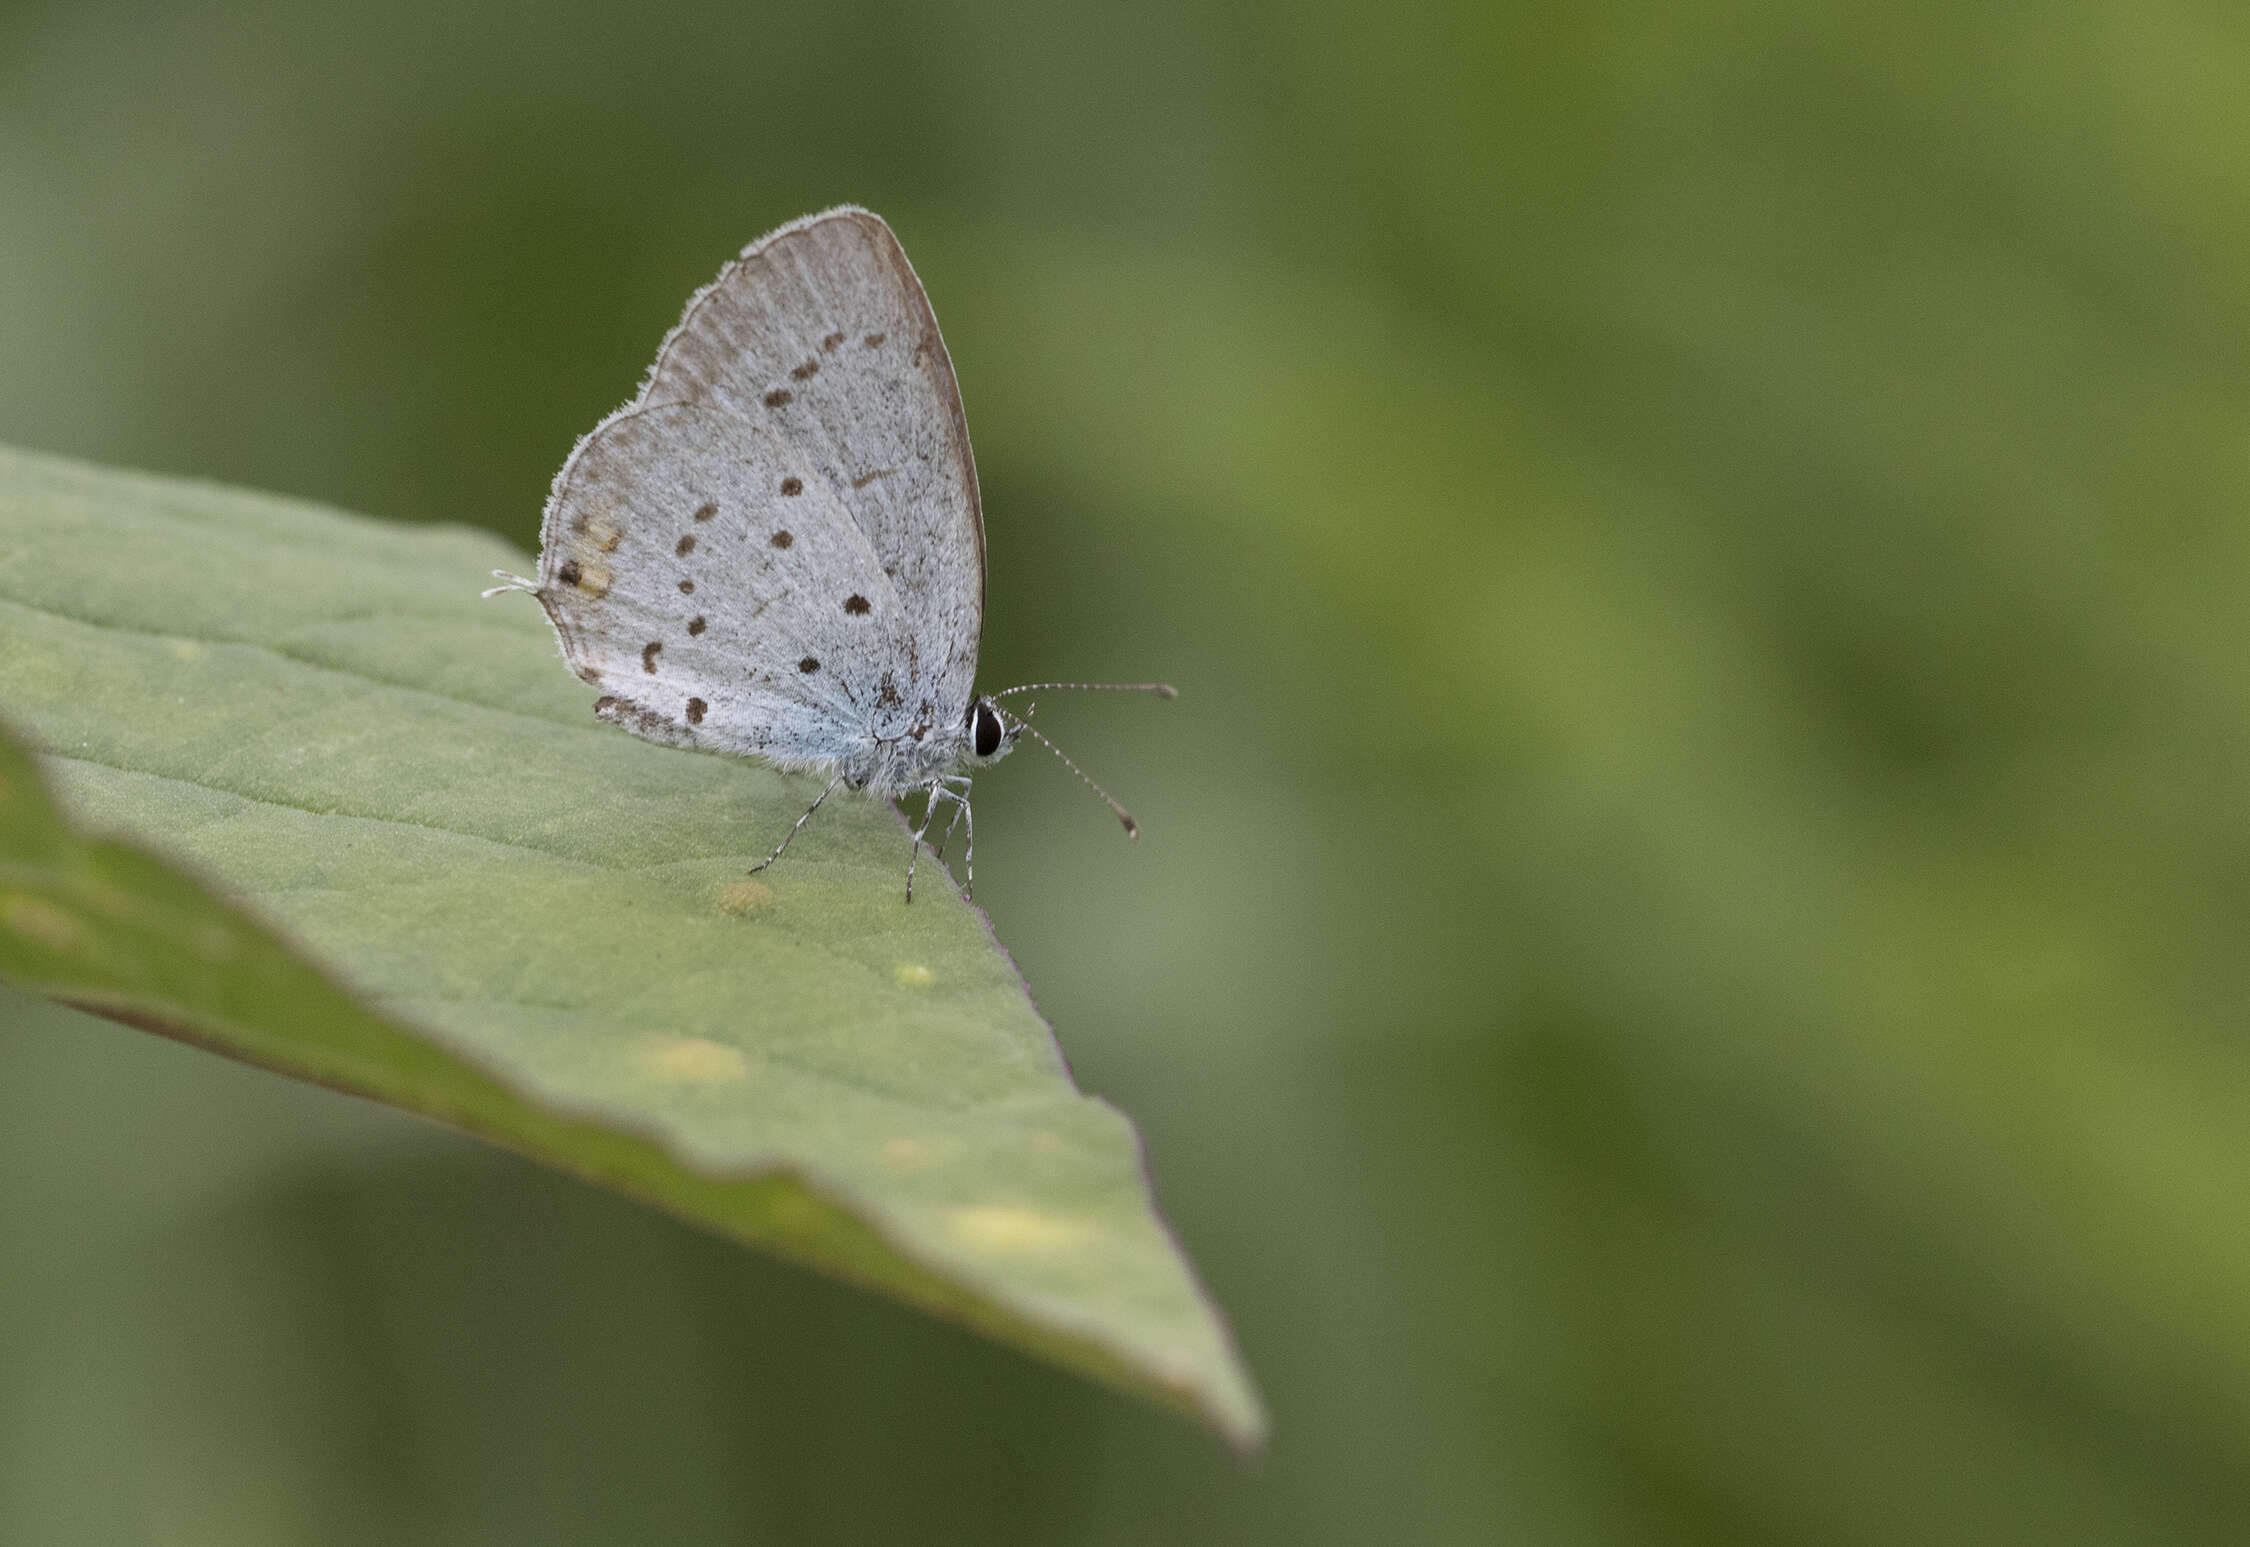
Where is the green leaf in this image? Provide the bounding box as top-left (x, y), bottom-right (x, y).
top-left (0, 442), bottom-right (1263, 1450)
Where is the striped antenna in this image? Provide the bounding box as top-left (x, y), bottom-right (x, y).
top-left (1000, 712), bottom-right (1143, 838)
top-left (991, 681), bottom-right (1176, 699)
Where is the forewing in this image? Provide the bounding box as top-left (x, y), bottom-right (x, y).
top-left (643, 207), bottom-right (982, 712)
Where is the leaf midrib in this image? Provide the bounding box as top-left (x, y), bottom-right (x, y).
top-left (1, 589), bottom-right (791, 859)
top-left (0, 580), bottom-right (581, 727)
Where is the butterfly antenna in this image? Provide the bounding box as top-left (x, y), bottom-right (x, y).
top-left (1000, 713), bottom-right (1143, 839)
top-left (991, 681), bottom-right (1177, 700)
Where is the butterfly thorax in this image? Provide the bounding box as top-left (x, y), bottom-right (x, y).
top-left (845, 717), bottom-right (969, 794)
top-left (833, 691), bottom-right (1015, 793)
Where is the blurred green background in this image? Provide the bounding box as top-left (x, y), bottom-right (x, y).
top-left (5, 0), bottom-right (2250, 1541)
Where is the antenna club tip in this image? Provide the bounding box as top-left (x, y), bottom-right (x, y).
top-left (1120, 815), bottom-right (1140, 839)
top-left (1154, 684), bottom-right (1179, 699)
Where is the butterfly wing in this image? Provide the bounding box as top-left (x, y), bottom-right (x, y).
top-left (535, 207), bottom-right (984, 768)
top-left (538, 400), bottom-right (914, 768)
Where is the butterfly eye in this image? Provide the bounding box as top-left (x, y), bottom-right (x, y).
top-left (972, 699), bottom-right (1005, 758)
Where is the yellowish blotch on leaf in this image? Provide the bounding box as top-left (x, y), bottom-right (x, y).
top-left (1, 895), bottom-right (82, 953)
top-left (893, 962), bottom-right (935, 989)
top-left (168, 638), bottom-right (204, 662)
top-left (714, 878), bottom-right (775, 917)
top-left (638, 1033), bottom-right (756, 1085)
top-left (946, 1204), bottom-right (1093, 1251)
top-left (881, 1136), bottom-right (933, 1172)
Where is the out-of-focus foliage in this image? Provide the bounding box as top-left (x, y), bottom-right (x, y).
top-left (2, 0), bottom-right (2248, 1541)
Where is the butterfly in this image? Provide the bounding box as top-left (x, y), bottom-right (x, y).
top-left (486, 207), bottom-right (1170, 901)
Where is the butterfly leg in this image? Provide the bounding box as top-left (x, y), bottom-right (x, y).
top-left (907, 777), bottom-right (975, 903)
top-left (749, 773), bottom-right (846, 875)
top-left (932, 784), bottom-right (969, 861)
top-left (955, 788), bottom-right (977, 901)
top-left (905, 777), bottom-right (949, 904)
top-left (925, 776), bottom-right (976, 898)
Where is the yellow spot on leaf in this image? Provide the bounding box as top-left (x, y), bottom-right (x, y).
top-left (714, 879), bottom-right (775, 917)
top-left (1, 896), bottom-right (82, 953)
top-left (946, 1204), bottom-right (1092, 1252)
top-left (881, 1137), bottom-right (932, 1172)
top-left (168, 638), bottom-right (204, 662)
top-left (638, 1034), bottom-right (755, 1085)
top-left (893, 962), bottom-right (934, 989)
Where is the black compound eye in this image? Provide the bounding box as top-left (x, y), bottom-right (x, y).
top-left (972, 700), bottom-right (1004, 758)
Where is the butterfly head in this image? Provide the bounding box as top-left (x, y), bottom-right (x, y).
top-left (966, 696), bottom-right (1019, 765)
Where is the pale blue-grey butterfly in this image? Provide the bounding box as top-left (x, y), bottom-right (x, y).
top-left (486, 207), bottom-right (1169, 900)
